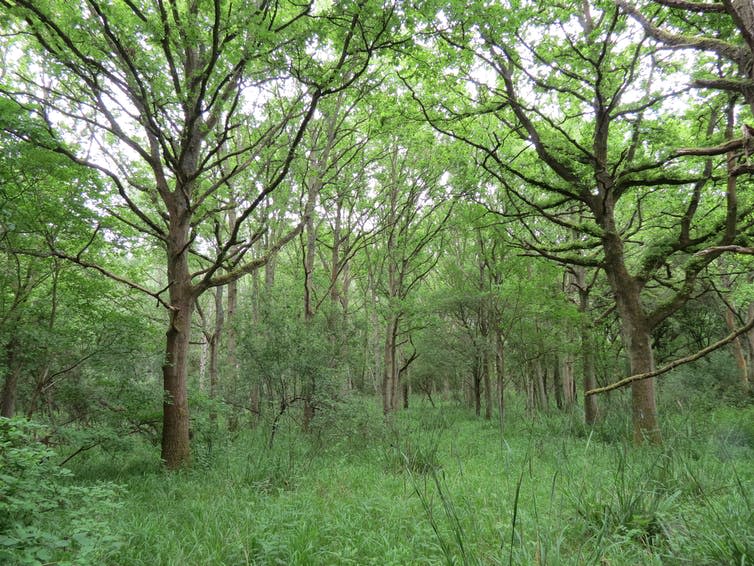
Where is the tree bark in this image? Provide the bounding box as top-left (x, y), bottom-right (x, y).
top-left (208, 286), bottom-right (224, 427)
top-left (0, 337), bottom-right (20, 418)
top-left (382, 315), bottom-right (399, 414)
top-left (575, 265), bottom-right (600, 424)
top-left (302, 188), bottom-right (317, 432)
top-left (582, 326), bottom-right (600, 425)
top-left (724, 306), bottom-right (750, 392)
top-left (603, 235), bottom-right (660, 443)
top-left (496, 331), bottom-right (505, 425)
top-left (553, 357), bottom-right (564, 410)
top-left (483, 343), bottom-right (493, 420)
top-left (161, 213), bottom-right (195, 469)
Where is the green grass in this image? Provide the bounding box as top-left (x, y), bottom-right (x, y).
top-left (58, 396), bottom-right (754, 565)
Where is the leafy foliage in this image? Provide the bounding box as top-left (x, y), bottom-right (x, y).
top-left (0, 418), bottom-right (122, 565)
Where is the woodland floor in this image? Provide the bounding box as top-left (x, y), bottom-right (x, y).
top-left (57, 391), bottom-right (754, 566)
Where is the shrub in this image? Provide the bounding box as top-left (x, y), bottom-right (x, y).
top-left (0, 418), bottom-right (123, 565)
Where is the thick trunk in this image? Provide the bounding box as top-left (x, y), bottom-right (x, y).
top-left (600, 203), bottom-right (660, 444)
top-left (161, 214), bottom-right (195, 469)
top-left (606, 243), bottom-right (660, 443)
top-left (626, 322), bottom-right (661, 444)
top-left (161, 290), bottom-right (194, 468)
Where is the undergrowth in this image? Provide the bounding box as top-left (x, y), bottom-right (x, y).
top-left (10, 396), bottom-right (754, 565)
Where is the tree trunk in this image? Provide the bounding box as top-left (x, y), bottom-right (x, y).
top-left (605, 240), bottom-right (660, 443)
top-left (746, 301), bottom-right (754, 384)
top-left (724, 306), bottom-right (750, 392)
top-left (600, 208), bottom-right (660, 444)
top-left (483, 335), bottom-right (493, 420)
top-left (534, 358), bottom-right (548, 410)
top-left (302, 187), bottom-right (317, 432)
top-left (473, 358), bottom-right (482, 417)
top-left (582, 327), bottom-right (600, 425)
top-left (553, 357), bottom-right (564, 410)
top-left (382, 316), bottom-right (398, 414)
top-left (626, 321), bottom-right (661, 444)
top-left (575, 266), bottom-right (600, 424)
top-left (208, 286), bottom-right (224, 427)
top-left (161, 215), bottom-right (195, 469)
top-left (496, 331), bottom-right (505, 425)
top-left (226, 207), bottom-right (241, 431)
top-left (562, 354), bottom-right (576, 408)
top-left (161, 291), bottom-right (194, 468)
top-left (0, 337), bottom-right (20, 418)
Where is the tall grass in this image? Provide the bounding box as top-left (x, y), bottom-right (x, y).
top-left (53, 395), bottom-right (754, 565)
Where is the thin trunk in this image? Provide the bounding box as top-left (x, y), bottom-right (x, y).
top-left (483, 336), bottom-right (493, 420)
top-left (198, 336), bottom-right (209, 391)
top-left (562, 354), bottom-right (576, 408)
top-left (575, 265), bottom-right (600, 424)
top-left (382, 317), bottom-right (398, 414)
top-left (525, 365), bottom-right (535, 414)
top-left (26, 263), bottom-right (60, 419)
top-left (496, 332), bottom-right (505, 425)
top-left (301, 162), bottom-right (321, 431)
top-left (265, 255), bottom-right (276, 290)
top-left (725, 306), bottom-right (750, 392)
top-left (748, 300), bottom-right (754, 381)
top-left (0, 337), bottom-right (20, 418)
top-left (249, 265), bottom-right (262, 427)
top-left (473, 356), bottom-right (482, 417)
top-left (535, 359), bottom-right (548, 410)
top-left (208, 286), bottom-right (224, 426)
top-left (226, 207), bottom-right (241, 431)
top-left (553, 357), bottom-right (564, 410)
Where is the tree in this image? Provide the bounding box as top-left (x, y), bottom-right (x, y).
top-left (367, 127), bottom-right (455, 414)
top-left (405, 0), bottom-right (749, 442)
top-left (0, 99), bottom-right (106, 418)
top-left (1, 0), bottom-right (401, 468)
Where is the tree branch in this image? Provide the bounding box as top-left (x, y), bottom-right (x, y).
top-left (587, 310), bottom-right (754, 395)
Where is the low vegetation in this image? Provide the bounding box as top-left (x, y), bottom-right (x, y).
top-left (4, 388), bottom-right (753, 565)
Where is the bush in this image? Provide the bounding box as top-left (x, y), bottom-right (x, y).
top-left (0, 418), bottom-right (123, 565)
